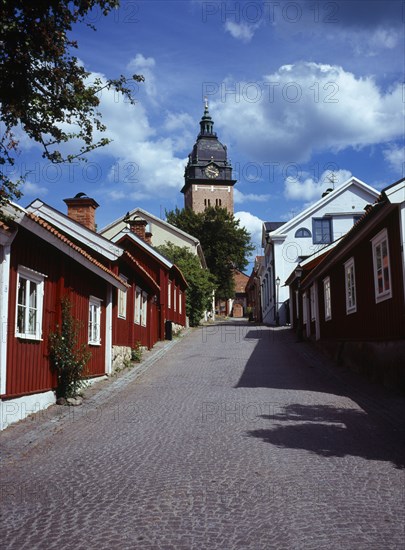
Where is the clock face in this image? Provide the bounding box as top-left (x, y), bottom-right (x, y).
top-left (205, 164), bottom-right (219, 179)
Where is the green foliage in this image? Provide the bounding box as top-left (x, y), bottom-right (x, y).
top-left (48, 296), bottom-right (91, 398)
top-left (0, 0), bottom-right (144, 210)
top-left (165, 207), bottom-right (254, 300)
top-left (131, 342), bottom-right (143, 363)
top-left (156, 243), bottom-right (216, 326)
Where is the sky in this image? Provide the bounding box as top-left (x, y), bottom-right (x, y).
top-left (10, 0), bottom-right (405, 260)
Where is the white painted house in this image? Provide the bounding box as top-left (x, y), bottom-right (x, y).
top-left (261, 177), bottom-right (380, 325)
top-left (99, 207), bottom-right (207, 268)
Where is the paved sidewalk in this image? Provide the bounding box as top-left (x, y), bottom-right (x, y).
top-left (1, 321), bottom-right (404, 549)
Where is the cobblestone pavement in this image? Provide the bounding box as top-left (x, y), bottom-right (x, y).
top-left (1, 322), bottom-right (404, 550)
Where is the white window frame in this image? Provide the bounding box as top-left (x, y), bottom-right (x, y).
top-left (323, 276), bottom-right (332, 321)
top-left (179, 290), bottom-right (182, 315)
top-left (174, 286), bottom-right (177, 312)
top-left (141, 291), bottom-right (148, 327)
top-left (88, 296), bottom-right (102, 346)
top-left (117, 274), bottom-right (128, 319)
top-left (168, 280), bottom-right (172, 309)
top-left (134, 286), bottom-right (141, 325)
top-left (15, 265), bottom-right (45, 340)
top-left (310, 285), bottom-right (316, 321)
top-left (344, 258), bottom-right (357, 314)
top-left (371, 229), bottom-right (392, 303)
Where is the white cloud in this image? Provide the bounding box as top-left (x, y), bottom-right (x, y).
top-left (234, 210), bottom-right (263, 255)
top-left (127, 54), bottom-right (157, 101)
top-left (211, 63), bottom-right (404, 164)
top-left (77, 61), bottom-right (189, 200)
top-left (224, 21), bottom-right (259, 43)
top-left (21, 180), bottom-right (48, 196)
top-left (234, 189), bottom-right (271, 203)
top-left (284, 169), bottom-right (353, 201)
top-left (383, 145), bottom-right (405, 174)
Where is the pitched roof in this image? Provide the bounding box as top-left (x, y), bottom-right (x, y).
top-left (24, 212), bottom-right (129, 290)
top-left (299, 198), bottom-right (390, 289)
top-left (264, 221), bottom-right (285, 232)
top-left (267, 177), bottom-right (379, 238)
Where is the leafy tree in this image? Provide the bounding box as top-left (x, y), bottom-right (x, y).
top-left (156, 243), bottom-right (216, 327)
top-left (166, 207), bottom-right (254, 300)
top-left (0, 0), bottom-right (144, 209)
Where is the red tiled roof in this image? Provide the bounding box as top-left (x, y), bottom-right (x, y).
top-left (26, 212), bottom-right (129, 288)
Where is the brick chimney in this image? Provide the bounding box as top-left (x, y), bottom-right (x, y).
top-left (128, 217), bottom-right (148, 240)
top-left (64, 194), bottom-right (99, 231)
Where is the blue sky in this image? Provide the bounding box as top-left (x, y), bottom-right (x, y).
top-left (12, 0), bottom-right (405, 257)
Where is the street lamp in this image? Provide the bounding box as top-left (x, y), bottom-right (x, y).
top-left (275, 276), bottom-right (280, 326)
top-left (295, 265), bottom-right (303, 341)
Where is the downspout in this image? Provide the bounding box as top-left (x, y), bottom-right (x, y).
top-left (105, 285), bottom-right (113, 375)
top-left (0, 228), bottom-right (18, 395)
top-left (399, 203), bottom-right (405, 309)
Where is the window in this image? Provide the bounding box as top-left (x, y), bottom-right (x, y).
top-left (313, 218), bottom-right (332, 244)
top-left (295, 227), bottom-right (312, 238)
top-left (344, 258), bottom-right (356, 314)
top-left (323, 277), bottom-right (332, 320)
top-left (303, 292), bottom-right (308, 324)
top-left (179, 291), bottom-right (182, 315)
top-left (204, 198), bottom-right (211, 208)
top-left (16, 266), bottom-right (45, 340)
top-left (215, 198), bottom-right (222, 207)
top-left (141, 291), bottom-right (148, 327)
top-left (168, 280), bottom-right (172, 309)
top-left (174, 286), bottom-right (177, 312)
top-left (89, 296), bottom-right (102, 345)
top-left (371, 229), bottom-right (392, 303)
top-left (117, 275), bottom-right (127, 319)
top-left (310, 285), bottom-right (316, 321)
top-left (134, 286), bottom-right (141, 324)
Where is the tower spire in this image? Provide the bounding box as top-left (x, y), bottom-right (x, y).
top-left (199, 98), bottom-right (215, 136)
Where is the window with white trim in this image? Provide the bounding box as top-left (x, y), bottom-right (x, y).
top-left (134, 286), bottom-right (141, 324)
top-left (16, 266), bottom-right (45, 340)
top-left (141, 291), bottom-right (148, 327)
top-left (174, 286), bottom-right (177, 312)
top-left (344, 258), bottom-right (357, 314)
top-left (88, 296), bottom-right (102, 345)
top-left (310, 285), bottom-right (316, 321)
top-left (371, 229), bottom-right (392, 303)
top-left (179, 291), bottom-right (182, 315)
top-left (168, 280), bottom-right (172, 309)
top-left (323, 276), bottom-right (332, 321)
top-left (117, 275), bottom-right (127, 319)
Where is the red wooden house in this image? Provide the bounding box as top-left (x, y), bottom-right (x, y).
top-left (27, 197), bottom-right (187, 355)
top-left (109, 216), bottom-right (188, 339)
top-left (287, 178), bottom-right (405, 390)
top-left (0, 203), bottom-right (127, 430)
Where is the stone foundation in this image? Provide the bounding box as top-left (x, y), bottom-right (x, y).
top-left (112, 345), bottom-right (132, 372)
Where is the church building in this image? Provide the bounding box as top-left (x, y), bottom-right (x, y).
top-left (181, 100), bottom-right (237, 214)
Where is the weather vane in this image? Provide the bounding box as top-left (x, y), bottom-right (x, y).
top-left (204, 96), bottom-right (209, 110)
top-left (326, 171), bottom-right (337, 190)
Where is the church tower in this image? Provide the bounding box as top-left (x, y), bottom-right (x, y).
top-left (181, 100), bottom-right (237, 214)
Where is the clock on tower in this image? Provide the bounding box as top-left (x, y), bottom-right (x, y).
top-left (181, 100), bottom-right (237, 214)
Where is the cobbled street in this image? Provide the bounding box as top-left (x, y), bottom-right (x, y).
top-left (1, 321), bottom-right (404, 550)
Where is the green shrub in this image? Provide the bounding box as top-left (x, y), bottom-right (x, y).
top-left (49, 297), bottom-right (91, 398)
